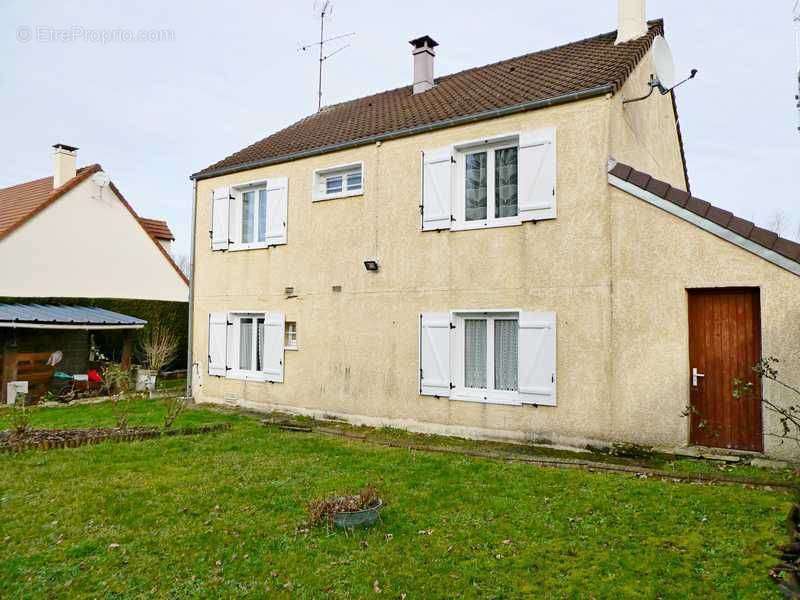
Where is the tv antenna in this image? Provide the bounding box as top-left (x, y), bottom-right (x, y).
top-left (299, 1), bottom-right (355, 112)
top-left (623, 35), bottom-right (698, 105)
top-left (794, 0), bottom-right (800, 130)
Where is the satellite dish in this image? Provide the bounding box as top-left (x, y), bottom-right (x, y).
top-left (91, 172), bottom-right (109, 188)
top-left (652, 35), bottom-right (676, 93)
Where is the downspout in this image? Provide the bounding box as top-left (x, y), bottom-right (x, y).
top-left (185, 179), bottom-right (198, 400)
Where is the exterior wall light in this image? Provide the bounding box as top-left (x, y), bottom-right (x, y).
top-left (363, 259), bottom-right (379, 272)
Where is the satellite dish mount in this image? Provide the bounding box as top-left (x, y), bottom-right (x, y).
top-left (624, 36), bottom-right (697, 105)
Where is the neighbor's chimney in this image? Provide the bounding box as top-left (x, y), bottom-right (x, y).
top-left (409, 35), bottom-right (438, 94)
top-left (53, 143), bottom-right (78, 188)
top-left (615, 0), bottom-right (647, 45)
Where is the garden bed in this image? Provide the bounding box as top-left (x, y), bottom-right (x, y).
top-left (0, 423), bottom-right (230, 452)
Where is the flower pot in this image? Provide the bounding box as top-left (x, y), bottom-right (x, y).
top-left (135, 369), bottom-right (157, 392)
top-left (333, 499), bottom-right (383, 529)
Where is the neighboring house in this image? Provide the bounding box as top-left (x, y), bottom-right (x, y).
top-left (0, 144), bottom-right (187, 301)
top-left (189, 3), bottom-right (800, 458)
top-left (0, 144), bottom-right (188, 402)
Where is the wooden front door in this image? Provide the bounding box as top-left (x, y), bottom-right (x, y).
top-left (688, 288), bottom-right (762, 451)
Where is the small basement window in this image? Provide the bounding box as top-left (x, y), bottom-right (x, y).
top-left (285, 321), bottom-right (298, 349)
top-left (313, 162), bottom-right (364, 201)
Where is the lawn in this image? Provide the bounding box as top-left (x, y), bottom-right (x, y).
top-left (0, 400), bottom-right (792, 598)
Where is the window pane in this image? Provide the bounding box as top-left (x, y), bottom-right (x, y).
top-left (285, 321), bottom-right (297, 347)
top-left (256, 317), bottom-right (264, 371)
top-left (242, 190), bottom-right (254, 243)
top-left (346, 170), bottom-right (362, 191)
top-left (257, 189), bottom-right (267, 242)
top-left (239, 318), bottom-right (253, 370)
top-left (326, 175), bottom-right (343, 194)
top-left (464, 319), bottom-right (487, 389)
top-left (495, 147), bottom-right (518, 218)
top-left (494, 319), bottom-right (518, 391)
top-left (465, 152), bottom-right (487, 221)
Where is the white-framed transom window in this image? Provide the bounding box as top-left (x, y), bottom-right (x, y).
top-left (455, 139), bottom-right (519, 229)
top-left (313, 162), bottom-right (364, 201)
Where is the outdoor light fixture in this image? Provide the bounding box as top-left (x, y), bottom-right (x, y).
top-left (363, 259), bottom-right (379, 272)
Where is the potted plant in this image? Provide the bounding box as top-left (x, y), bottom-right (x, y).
top-left (307, 484), bottom-right (383, 530)
top-left (136, 325), bottom-right (178, 396)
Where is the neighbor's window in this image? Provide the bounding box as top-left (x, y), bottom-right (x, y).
top-left (285, 321), bottom-right (298, 349)
top-left (239, 184), bottom-right (268, 246)
top-left (235, 314), bottom-right (265, 373)
top-left (459, 313), bottom-right (519, 395)
top-left (314, 162), bottom-right (364, 201)
top-left (459, 141), bottom-right (518, 226)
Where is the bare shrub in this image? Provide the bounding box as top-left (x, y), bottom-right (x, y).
top-left (163, 396), bottom-right (187, 429)
top-left (102, 363), bottom-right (137, 431)
top-left (9, 392), bottom-right (32, 436)
top-left (139, 325), bottom-right (178, 375)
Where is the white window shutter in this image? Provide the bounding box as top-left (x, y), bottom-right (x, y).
top-left (518, 128), bottom-right (556, 222)
top-left (265, 177), bottom-right (288, 246)
top-left (262, 312), bottom-right (285, 382)
top-left (421, 148), bottom-right (453, 231)
top-left (211, 186), bottom-right (231, 250)
top-left (208, 312), bottom-right (229, 376)
top-left (518, 311), bottom-right (556, 406)
top-left (419, 312), bottom-right (451, 397)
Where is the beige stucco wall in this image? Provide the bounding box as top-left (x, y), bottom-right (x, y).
top-left (609, 187), bottom-right (800, 458)
top-left (0, 175), bottom-right (188, 302)
top-left (192, 47), bottom-right (799, 457)
top-left (194, 94), bottom-right (622, 448)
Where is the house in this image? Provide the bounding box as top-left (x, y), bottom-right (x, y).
top-left (188, 1), bottom-right (800, 458)
top-left (0, 144), bottom-right (189, 402)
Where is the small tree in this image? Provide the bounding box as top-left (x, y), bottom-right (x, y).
top-left (139, 325), bottom-right (179, 376)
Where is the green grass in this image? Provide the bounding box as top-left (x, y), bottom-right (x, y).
top-left (0, 400), bottom-right (792, 598)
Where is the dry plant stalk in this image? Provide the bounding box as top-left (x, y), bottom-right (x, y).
top-left (307, 484), bottom-right (381, 527)
top-left (139, 325), bottom-right (178, 374)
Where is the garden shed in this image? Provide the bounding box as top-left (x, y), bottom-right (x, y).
top-left (0, 304), bottom-right (146, 403)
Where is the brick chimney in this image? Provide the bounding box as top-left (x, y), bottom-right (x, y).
top-left (53, 143), bottom-right (78, 188)
top-left (615, 0), bottom-right (647, 45)
top-left (409, 35), bottom-right (438, 94)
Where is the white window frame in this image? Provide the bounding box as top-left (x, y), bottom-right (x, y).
top-left (230, 179), bottom-right (270, 251)
top-left (228, 311), bottom-right (267, 381)
top-left (453, 136), bottom-right (521, 231)
top-left (312, 161), bottom-right (364, 202)
top-left (451, 309), bottom-right (522, 406)
top-left (285, 321), bottom-right (298, 350)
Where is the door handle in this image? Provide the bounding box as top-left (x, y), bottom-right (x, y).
top-left (692, 367), bottom-right (705, 387)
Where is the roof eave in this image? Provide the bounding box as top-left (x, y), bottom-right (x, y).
top-left (191, 83), bottom-right (614, 181)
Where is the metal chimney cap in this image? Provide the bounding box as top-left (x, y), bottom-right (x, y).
top-left (409, 35), bottom-right (439, 50)
top-left (53, 143), bottom-right (79, 152)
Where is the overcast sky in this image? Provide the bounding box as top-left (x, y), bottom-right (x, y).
top-left (2, 1), bottom-right (799, 258)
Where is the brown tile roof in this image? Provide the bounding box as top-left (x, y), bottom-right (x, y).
top-left (608, 160), bottom-right (800, 267)
top-left (0, 166), bottom-right (188, 285)
top-left (0, 165), bottom-right (101, 240)
top-left (193, 20), bottom-right (665, 180)
top-left (139, 217), bottom-right (175, 241)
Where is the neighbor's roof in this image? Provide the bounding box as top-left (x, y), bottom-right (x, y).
top-left (0, 304), bottom-right (147, 329)
top-left (193, 20), bottom-right (665, 180)
top-left (608, 160), bottom-right (800, 274)
top-left (0, 164), bottom-right (101, 239)
top-left (139, 217), bottom-right (175, 241)
top-left (0, 166), bottom-right (188, 285)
